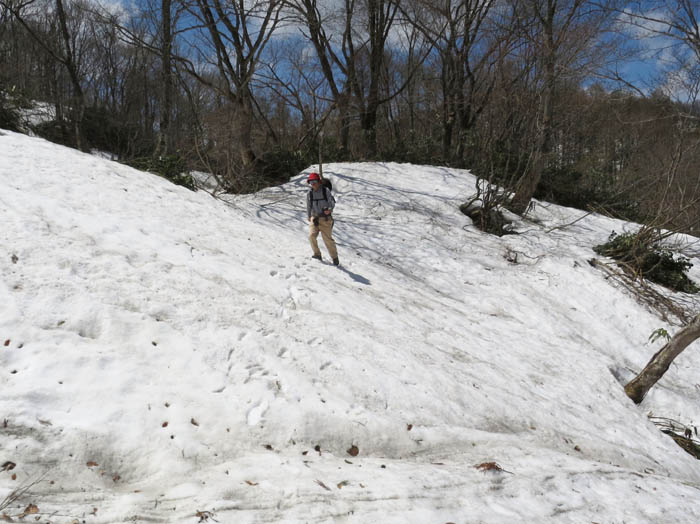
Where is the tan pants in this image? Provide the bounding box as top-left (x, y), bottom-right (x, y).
top-left (309, 216), bottom-right (338, 259)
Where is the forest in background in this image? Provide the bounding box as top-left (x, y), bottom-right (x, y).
top-left (0, 0), bottom-right (698, 235)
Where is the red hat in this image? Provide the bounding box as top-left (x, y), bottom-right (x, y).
top-left (307, 172), bottom-right (321, 183)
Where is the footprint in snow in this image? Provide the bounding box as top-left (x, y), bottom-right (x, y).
top-left (247, 400), bottom-right (269, 426)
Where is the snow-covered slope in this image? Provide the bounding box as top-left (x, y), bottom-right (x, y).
top-left (2, 129), bottom-right (700, 523)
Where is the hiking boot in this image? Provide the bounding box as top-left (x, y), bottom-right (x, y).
top-left (332, 257), bottom-right (340, 266)
top-left (312, 254), bottom-right (322, 261)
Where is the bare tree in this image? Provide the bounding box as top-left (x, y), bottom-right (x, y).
top-left (157, 0), bottom-right (174, 155)
top-left (354, 0), bottom-right (400, 155)
top-left (509, 0), bottom-right (613, 214)
top-left (608, 1), bottom-right (700, 232)
top-left (0, 2), bottom-right (10, 40)
top-left (179, 0), bottom-right (283, 168)
top-left (141, 0), bottom-right (187, 156)
top-left (619, 0), bottom-right (700, 63)
top-left (2, 0), bottom-right (90, 148)
top-left (391, 15), bottom-right (423, 144)
top-left (54, 0), bottom-right (84, 146)
top-left (284, 0), bottom-right (354, 153)
top-left (259, 37), bottom-right (330, 150)
top-left (401, 0), bottom-right (510, 164)
top-left (625, 314), bottom-right (700, 404)
top-left (288, 0), bottom-right (428, 157)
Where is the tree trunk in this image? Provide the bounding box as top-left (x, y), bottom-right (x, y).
top-left (510, 128), bottom-right (546, 214)
top-left (299, 0), bottom-right (347, 154)
top-left (625, 314), bottom-right (700, 404)
top-left (440, 52), bottom-right (454, 162)
top-left (236, 90), bottom-right (256, 166)
top-left (338, 89), bottom-right (351, 157)
top-left (158, 0), bottom-right (173, 156)
top-left (55, 0), bottom-right (85, 150)
top-left (510, 0), bottom-right (556, 215)
top-left (355, 0), bottom-right (396, 157)
top-left (362, 0), bottom-right (382, 157)
top-left (361, 109), bottom-right (378, 157)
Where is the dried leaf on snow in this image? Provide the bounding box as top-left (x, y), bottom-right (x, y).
top-left (195, 510), bottom-right (217, 522)
top-left (315, 479), bottom-right (331, 491)
top-left (475, 462), bottom-right (511, 473)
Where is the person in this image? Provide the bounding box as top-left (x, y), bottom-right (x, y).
top-left (306, 172), bottom-right (339, 265)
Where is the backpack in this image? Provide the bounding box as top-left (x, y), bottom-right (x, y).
top-left (321, 177), bottom-right (335, 204)
top-left (308, 178), bottom-right (335, 209)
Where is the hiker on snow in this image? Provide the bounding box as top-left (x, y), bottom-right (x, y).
top-left (306, 172), bottom-right (339, 266)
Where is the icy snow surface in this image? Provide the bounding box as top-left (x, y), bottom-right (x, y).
top-left (2, 130), bottom-right (700, 523)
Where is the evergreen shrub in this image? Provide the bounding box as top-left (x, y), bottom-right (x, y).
top-left (0, 89), bottom-right (20, 132)
top-left (594, 231), bottom-right (699, 293)
top-left (31, 120), bottom-right (75, 147)
top-left (257, 147), bottom-right (308, 188)
top-left (535, 167), bottom-right (642, 221)
top-left (127, 155), bottom-right (196, 191)
top-left (82, 107), bottom-right (147, 156)
top-left (385, 133), bottom-right (442, 166)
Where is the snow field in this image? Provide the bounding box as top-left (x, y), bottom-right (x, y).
top-left (1, 130), bottom-right (700, 522)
